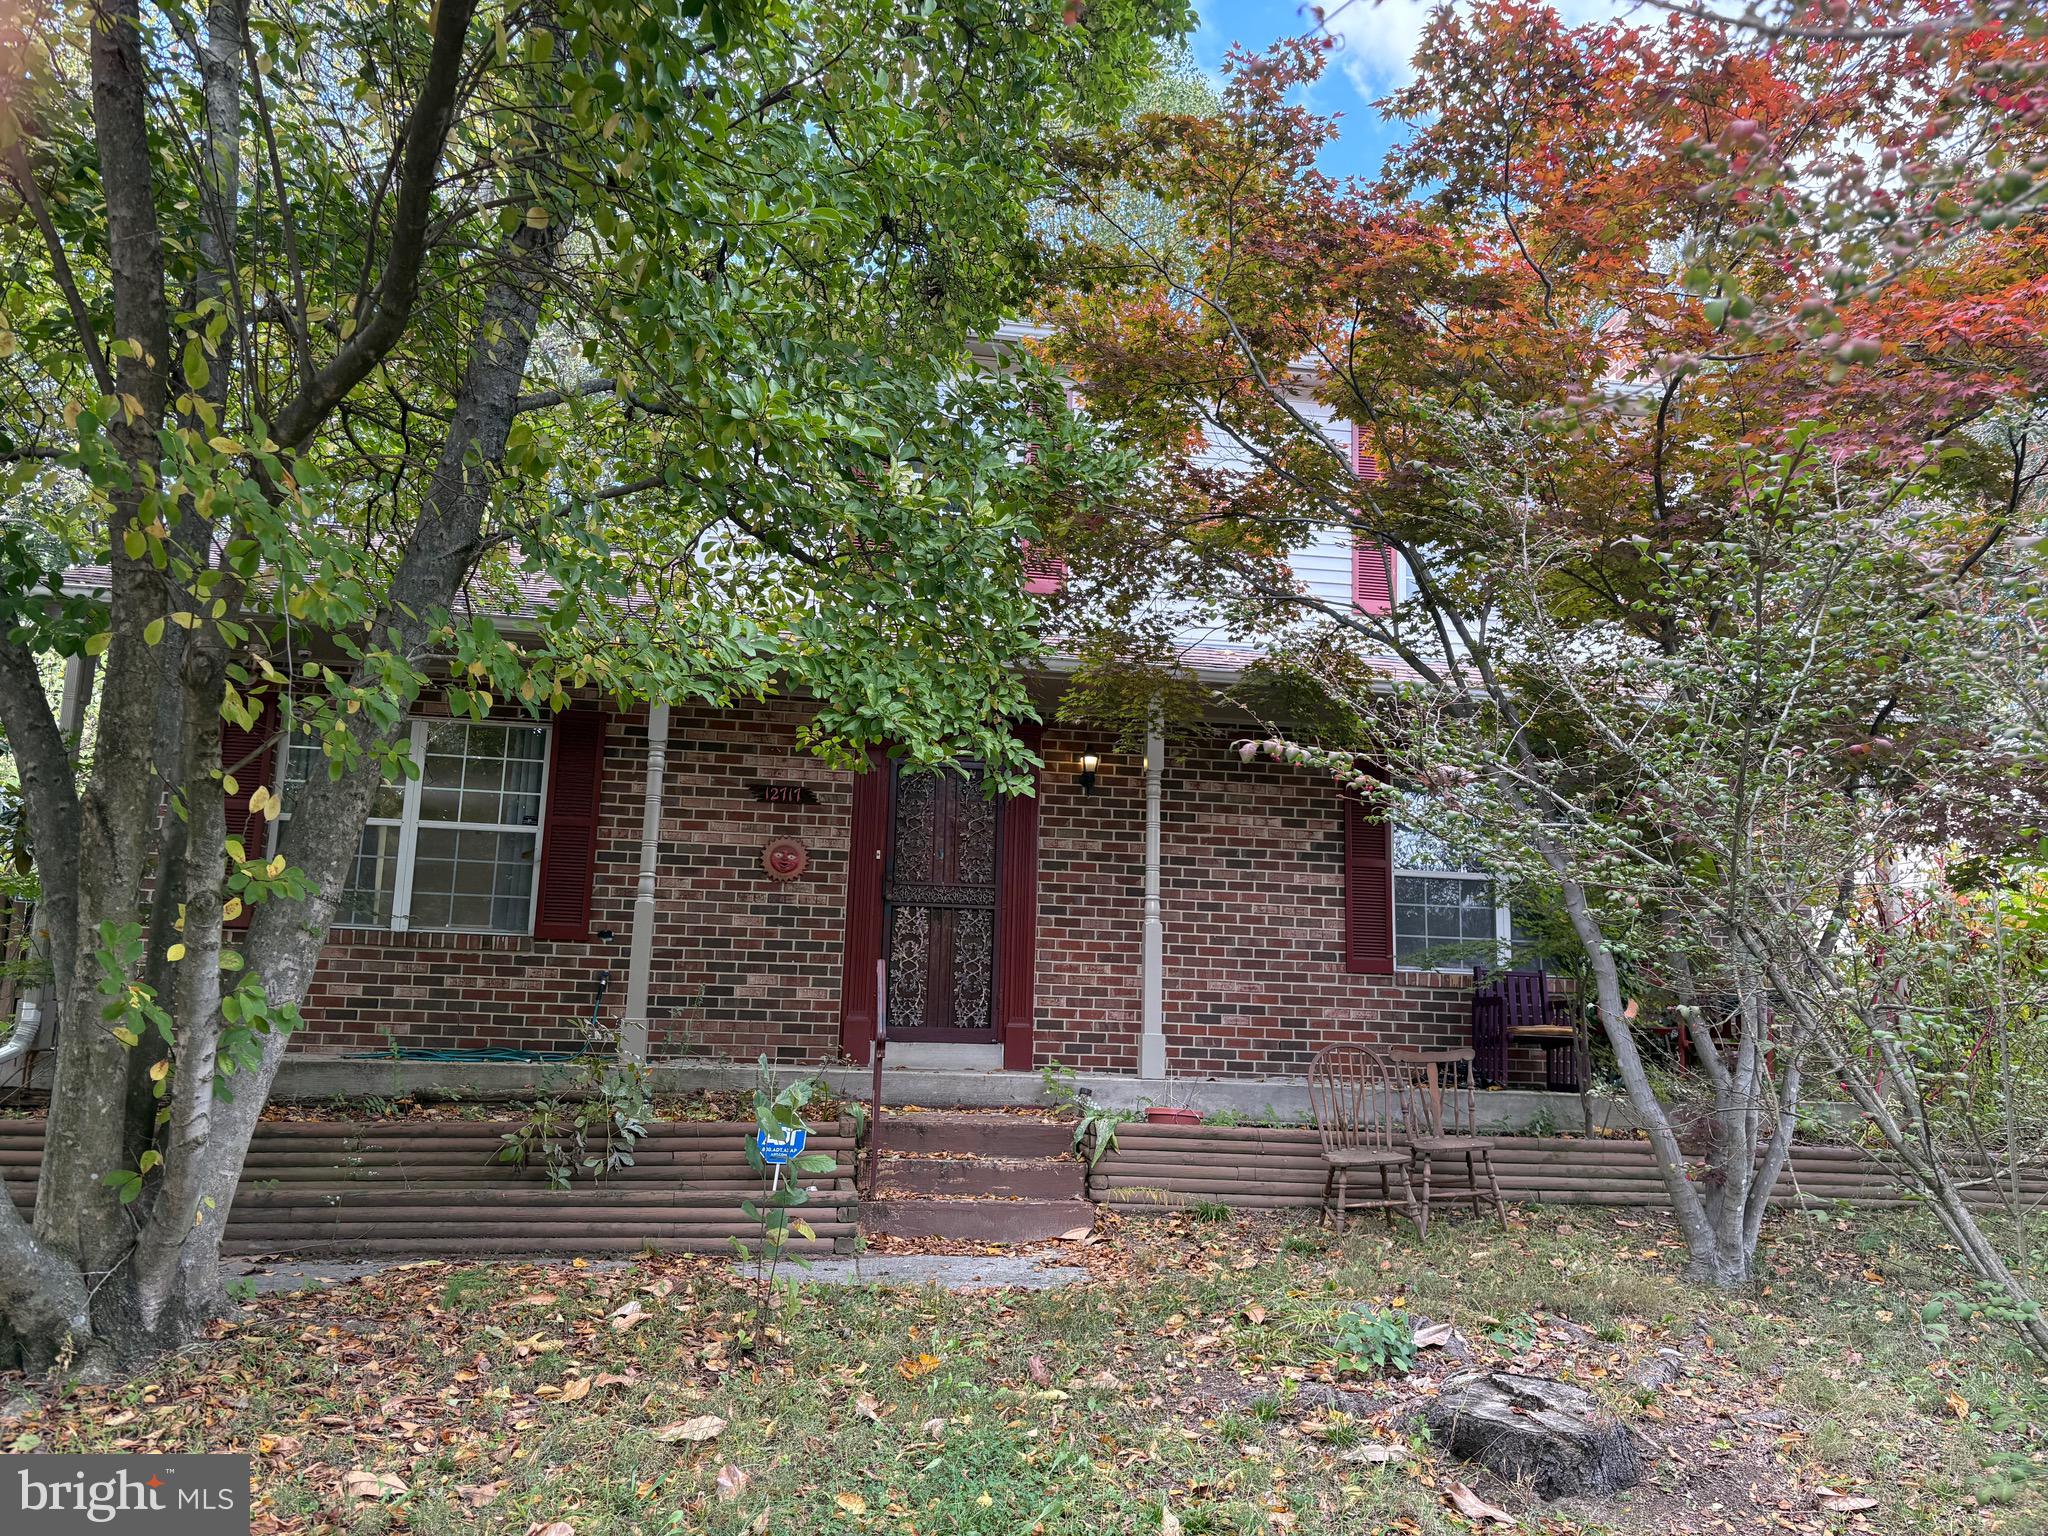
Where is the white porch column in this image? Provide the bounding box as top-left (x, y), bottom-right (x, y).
top-left (619, 702), bottom-right (669, 1061)
top-left (1138, 719), bottom-right (1167, 1079)
top-left (58, 652), bottom-right (96, 757)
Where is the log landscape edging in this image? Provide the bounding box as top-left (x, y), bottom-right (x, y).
top-left (1090, 1121), bottom-right (2047, 1213)
top-left (1, 1118), bottom-right (859, 1256)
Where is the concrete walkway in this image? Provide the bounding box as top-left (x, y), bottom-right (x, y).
top-left (227, 1252), bottom-right (1089, 1294)
top-left (785, 1254), bottom-right (1088, 1290)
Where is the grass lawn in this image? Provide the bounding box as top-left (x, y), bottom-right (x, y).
top-left (5, 1207), bottom-right (2044, 1535)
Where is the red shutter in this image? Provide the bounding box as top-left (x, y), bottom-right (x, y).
top-left (220, 695), bottom-right (278, 930)
top-left (1348, 422), bottom-right (1394, 615)
top-left (533, 707), bottom-right (607, 941)
top-left (1343, 794), bottom-right (1394, 975)
top-left (1352, 540), bottom-right (1395, 615)
top-left (1349, 420), bottom-right (1385, 481)
top-left (1022, 542), bottom-right (1067, 595)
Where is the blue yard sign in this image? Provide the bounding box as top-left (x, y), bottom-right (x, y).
top-left (756, 1126), bottom-right (807, 1165)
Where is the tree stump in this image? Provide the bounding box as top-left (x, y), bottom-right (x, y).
top-left (1422, 1371), bottom-right (1643, 1497)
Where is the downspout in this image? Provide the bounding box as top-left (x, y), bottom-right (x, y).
top-left (619, 701), bottom-right (669, 1062)
top-left (1, 654), bottom-right (95, 1076)
top-left (1137, 716), bottom-right (1167, 1079)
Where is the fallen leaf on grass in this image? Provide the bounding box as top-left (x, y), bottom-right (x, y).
top-left (341, 1469), bottom-right (408, 1500)
top-left (920, 1417), bottom-right (946, 1440)
top-left (1815, 1489), bottom-right (1879, 1514)
top-left (1027, 1355), bottom-right (1051, 1386)
top-left (1340, 1443), bottom-right (1406, 1465)
top-left (557, 1375), bottom-right (591, 1403)
top-left (853, 1392), bottom-right (882, 1423)
top-left (716, 1465), bottom-right (751, 1502)
top-left (1057, 1226), bottom-right (1094, 1241)
top-left (1944, 1392), bottom-right (1970, 1419)
top-left (525, 1523), bottom-right (574, 1536)
top-left (1243, 1304), bottom-right (1266, 1326)
top-left (102, 1409), bottom-right (136, 1427)
top-left (1414, 1322), bottom-right (1457, 1349)
top-left (835, 1492), bottom-right (868, 1515)
top-left (609, 1300), bottom-right (648, 1332)
top-left (1161, 1503), bottom-right (1183, 1536)
top-left (457, 1482), bottom-right (504, 1509)
top-left (511, 1293), bottom-right (558, 1308)
top-left (653, 1415), bottom-right (727, 1443)
top-left (1446, 1481), bottom-right (1515, 1526)
top-left (896, 1353), bottom-right (941, 1380)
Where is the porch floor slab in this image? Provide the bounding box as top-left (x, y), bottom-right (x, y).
top-left (269, 1054), bottom-right (1616, 1132)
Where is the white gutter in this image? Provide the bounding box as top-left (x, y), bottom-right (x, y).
top-left (1137, 717), bottom-right (1167, 1079)
top-left (619, 702), bottom-right (669, 1062)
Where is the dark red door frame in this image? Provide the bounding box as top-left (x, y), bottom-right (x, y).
top-left (839, 728), bottom-right (1041, 1068)
top-left (995, 724), bottom-right (1043, 1071)
top-left (839, 748), bottom-right (889, 1061)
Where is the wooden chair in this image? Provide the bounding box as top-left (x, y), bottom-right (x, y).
top-left (1471, 964), bottom-right (1591, 1131)
top-left (1306, 1045), bottom-right (1421, 1234)
top-left (1388, 1047), bottom-right (1506, 1238)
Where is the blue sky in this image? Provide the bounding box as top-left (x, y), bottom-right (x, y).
top-left (1187, 0), bottom-right (1632, 183)
top-left (1186, 0), bottom-right (1415, 182)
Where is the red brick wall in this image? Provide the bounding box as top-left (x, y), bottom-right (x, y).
top-left (296, 699), bottom-right (852, 1063)
top-left (1032, 724), bottom-right (1145, 1073)
top-left (294, 702), bottom-right (1544, 1084)
top-left (1158, 739), bottom-right (1475, 1076)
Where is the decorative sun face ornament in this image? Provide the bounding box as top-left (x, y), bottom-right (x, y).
top-left (762, 837), bottom-right (809, 882)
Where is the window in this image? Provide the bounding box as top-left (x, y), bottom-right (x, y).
top-left (280, 719), bottom-right (550, 934)
top-left (1393, 822), bottom-right (1511, 971)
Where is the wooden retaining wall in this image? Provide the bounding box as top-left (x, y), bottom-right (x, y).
top-left (1090, 1123), bottom-right (2048, 1214)
top-left (1, 1118), bottom-right (859, 1256)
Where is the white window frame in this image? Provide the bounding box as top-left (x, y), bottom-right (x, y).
top-left (273, 717), bottom-right (551, 935)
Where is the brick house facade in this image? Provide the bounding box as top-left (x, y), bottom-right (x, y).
top-left (287, 694), bottom-right (1539, 1084)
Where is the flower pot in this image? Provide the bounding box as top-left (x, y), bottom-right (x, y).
top-left (1145, 1106), bottom-right (1201, 1125)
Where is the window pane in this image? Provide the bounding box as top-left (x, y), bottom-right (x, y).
top-left (330, 824), bottom-right (401, 927)
top-left (1395, 822), bottom-right (1468, 871)
top-left (409, 826), bottom-right (537, 933)
top-left (1394, 871), bottom-right (1497, 971)
top-left (421, 722), bottom-right (548, 826)
top-left (283, 740), bottom-right (403, 819)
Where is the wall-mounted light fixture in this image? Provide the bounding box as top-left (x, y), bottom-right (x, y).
top-left (1077, 752), bottom-right (1101, 795)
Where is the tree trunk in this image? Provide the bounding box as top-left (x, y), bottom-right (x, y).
top-left (0, 217), bottom-right (562, 1377)
top-left (1543, 859), bottom-right (1794, 1287)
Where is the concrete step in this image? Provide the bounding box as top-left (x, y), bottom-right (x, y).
top-left (880, 1114), bottom-right (1071, 1159)
top-left (880, 1156), bottom-right (1083, 1200)
top-left (864, 1198), bottom-right (1095, 1244)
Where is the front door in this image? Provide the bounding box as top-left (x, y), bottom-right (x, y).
top-left (883, 761), bottom-right (1000, 1040)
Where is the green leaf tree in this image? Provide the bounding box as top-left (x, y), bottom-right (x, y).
top-left (0, 0), bottom-right (1186, 1374)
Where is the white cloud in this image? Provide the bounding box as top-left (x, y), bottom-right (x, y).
top-left (1329, 0), bottom-right (1645, 97)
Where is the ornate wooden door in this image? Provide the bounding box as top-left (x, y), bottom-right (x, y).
top-left (883, 762), bottom-right (1000, 1039)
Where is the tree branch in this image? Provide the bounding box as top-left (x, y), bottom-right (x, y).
top-left (269, 0), bottom-right (480, 450)
top-left (3, 142), bottom-right (114, 397)
top-left (0, 647), bottom-right (82, 1003)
